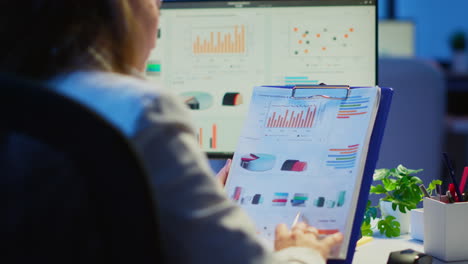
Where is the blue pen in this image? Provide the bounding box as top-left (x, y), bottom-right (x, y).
top-left (442, 153), bottom-right (464, 202)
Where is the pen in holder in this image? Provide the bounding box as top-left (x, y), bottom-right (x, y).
top-left (424, 197), bottom-right (468, 262)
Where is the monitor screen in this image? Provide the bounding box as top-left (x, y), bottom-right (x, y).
top-left (379, 20), bottom-right (415, 57)
top-left (147, 0), bottom-right (377, 156)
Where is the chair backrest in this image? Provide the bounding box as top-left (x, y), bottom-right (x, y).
top-left (0, 74), bottom-right (162, 263)
top-left (377, 58), bottom-right (446, 184)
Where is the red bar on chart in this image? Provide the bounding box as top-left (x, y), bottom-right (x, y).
top-left (266, 106), bottom-right (316, 128)
top-left (193, 25), bottom-right (246, 54)
top-left (199, 128), bottom-right (203, 147)
top-left (212, 124), bottom-right (217, 149)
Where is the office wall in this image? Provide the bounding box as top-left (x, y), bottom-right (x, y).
top-left (379, 0), bottom-right (468, 61)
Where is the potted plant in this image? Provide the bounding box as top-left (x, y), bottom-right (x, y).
top-left (450, 31), bottom-right (467, 73)
top-left (361, 165), bottom-right (442, 238)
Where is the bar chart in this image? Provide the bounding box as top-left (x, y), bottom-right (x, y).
top-left (266, 105), bottom-right (317, 128)
top-left (337, 96), bottom-right (370, 119)
top-left (197, 124), bottom-right (218, 149)
top-left (326, 144), bottom-right (359, 169)
top-left (272, 192), bottom-right (289, 206)
top-left (291, 193), bottom-right (308, 207)
top-left (192, 25), bottom-right (246, 55)
top-left (283, 76), bottom-right (319, 85)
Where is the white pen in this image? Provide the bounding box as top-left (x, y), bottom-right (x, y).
top-left (292, 211), bottom-right (301, 227)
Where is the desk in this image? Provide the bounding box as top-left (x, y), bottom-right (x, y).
top-left (352, 235), bottom-right (468, 264)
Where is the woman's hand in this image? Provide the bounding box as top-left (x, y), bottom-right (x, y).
top-left (275, 222), bottom-right (344, 260)
top-left (216, 159), bottom-right (232, 186)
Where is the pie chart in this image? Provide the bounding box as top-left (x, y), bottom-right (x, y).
top-left (181, 92), bottom-right (214, 110)
top-left (240, 153), bottom-right (276, 172)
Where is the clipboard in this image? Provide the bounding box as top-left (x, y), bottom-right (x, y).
top-left (225, 85), bottom-right (393, 264)
top-left (332, 86), bottom-right (393, 264)
top-left (262, 85), bottom-right (351, 100)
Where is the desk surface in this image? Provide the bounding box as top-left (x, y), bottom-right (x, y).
top-left (353, 235), bottom-right (423, 263)
top-left (352, 235), bottom-right (468, 264)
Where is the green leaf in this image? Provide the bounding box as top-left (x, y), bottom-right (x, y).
top-left (427, 180), bottom-right (442, 195)
top-left (410, 176), bottom-right (423, 184)
top-left (382, 178), bottom-right (397, 191)
top-left (370, 184), bottom-right (387, 194)
top-left (366, 200), bottom-right (371, 209)
top-left (387, 170), bottom-right (402, 180)
top-left (398, 204), bottom-right (408, 213)
top-left (428, 180), bottom-right (442, 190)
top-left (373, 169), bottom-right (390, 181)
top-left (363, 205), bottom-right (378, 223)
top-left (361, 221), bottom-right (373, 237)
top-left (407, 168), bottom-right (423, 175)
top-left (390, 200), bottom-right (415, 213)
top-left (362, 201), bottom-right (372, 224)
top-left (377, 216), bottom-right (400, 238)
top-left (396, 165), bottom-right (408, 175)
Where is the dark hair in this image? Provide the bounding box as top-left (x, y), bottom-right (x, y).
top-left (0, 1), bottom-right (139, 80)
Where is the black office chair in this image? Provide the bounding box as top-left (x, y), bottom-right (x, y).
top-left (0, 74), bottom-right (163, 263)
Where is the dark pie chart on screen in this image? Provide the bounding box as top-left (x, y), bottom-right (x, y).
top-left (181, 92), bottom-right (214, 110)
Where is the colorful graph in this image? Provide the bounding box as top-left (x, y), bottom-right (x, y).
top-left (181, 91), bottom-right (214, 110)
top-left (252, 194), bottom-right (263, 205)
top-left (281, 160), bottom-right (308, 172)
top-left (266, 105), bottom-right (317, 128)
top-left (284, 76), bottom-right (319, 85)
top-left (222, 92), bottom-right (243, 106)
top-left (240, 153), bottom-right (276, 172)
top-left (318, 229), bottom-right (340, 235)
top-left (290, 25), bottom-right (356, 56)
top-left (146, 60), bottom-right (161, 76)
top-left (314, 197), bottom-right (325, 207)
top-left (326, 200), bottom-right (336, 208)
top-left (291, 193), bottom-right (308, 207)
top-left (326, 144), bottom-right (359, 169)
top-left (337, 191), bottom-right (346, 207)
top-left (231, 186), bottom-right (243, 202)
top-left (272, 192), bottom-right (289, 206)
top-left (337, 96), bottom-right (370, 119)
top-left (192, 25), bottom-right (246, 54)
top-left (197, 124), bottom-right (218, 149)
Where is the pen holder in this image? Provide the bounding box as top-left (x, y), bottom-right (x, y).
top-left (423, 197), bottom-right (468, 262)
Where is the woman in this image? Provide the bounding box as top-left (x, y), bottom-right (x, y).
top-left (0, 0), bottom-right (343, 263)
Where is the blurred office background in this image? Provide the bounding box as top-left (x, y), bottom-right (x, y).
top-left (378, 0), bottom-right (468, 61)
top-left (373, 0), bottom-right (468, 190)
top-left (214, 0), bottom-right (465, 190)
top-left (209, 0), bottom-right (468, 187)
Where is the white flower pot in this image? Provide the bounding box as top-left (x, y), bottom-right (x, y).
top-left (379, 200), bottom-right (411, 235)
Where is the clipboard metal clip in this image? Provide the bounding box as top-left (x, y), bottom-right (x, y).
top-left (291, 85), bottom-right (351, 100)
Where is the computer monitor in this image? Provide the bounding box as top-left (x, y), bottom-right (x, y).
top-left (147, 0), bottom-right (377, 157)
top-left (379, 20), bottom-right (415, 57)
